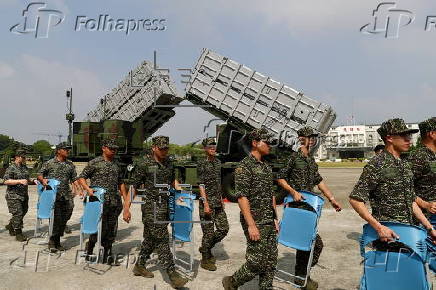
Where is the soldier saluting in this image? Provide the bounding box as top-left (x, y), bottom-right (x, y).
top-left (37, 142), bottom-right (80, 252)
top-left (77, 139), bottom-right (129, 264)
top-left (222, 128), bottom-right (279, 290)
top-left (4, 149), bottom-right (35, 242)
top-left (349, 118), bottom-right (436, 247)
top-left (197, 137), bottom-right (229, 271)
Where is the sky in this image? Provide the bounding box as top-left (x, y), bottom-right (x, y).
top-left (0, 0), bottom-right (435, 145)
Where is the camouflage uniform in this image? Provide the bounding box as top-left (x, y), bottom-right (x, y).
top-left (231, 129), bottom-right (277, 290)
top-left (350, 119), bottom-right (419, 227)
top-left (38, 154), bottom-right (77, 237)
top-left (131, 136), bottom-right (177, 272)
top-left (198, 137), bottom-right (229, 256)
top-left (4, 160), bottom-right (30, 230)
top-left (277, 144), bottom-right (324, 277)
top-left (79, 151), bottom-right (123, 249)
top-left (408, 118), bottom-right (436, 217)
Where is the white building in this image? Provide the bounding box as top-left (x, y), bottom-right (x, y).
top-left (315, 123), bottom-right (420, 161)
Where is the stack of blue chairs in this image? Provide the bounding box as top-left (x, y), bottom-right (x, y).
top-left (359, 222), bottom-right (431, 290)
top-left (276, 191), bottom-right (324, 287)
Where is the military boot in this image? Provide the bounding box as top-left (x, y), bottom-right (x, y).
top-left (222, 276), bottom-right (237, 290)
top-left (294, 276), bottom-right (318, 290)
top-left (5, 223), bottom-right (16, 236)
top-left (103, 246), bottom-right (120, 266)
top-left (167, 269), bottom-right (189, 289)
top-left (48, 237), bottom-right (57, 252)
top-left (15, 229), bottom-right (27, 242)
top-left (85, 241), bottom-right (95, 262)
top-left (54, 236), bottom-right (65, 251)
top-left (200, 252), bottom-right (217, 271)
top-left (207, 249), bottom-right (216, 263)
top-left (132, 262), bottom-right (154, 278)
top-left (64, 225), bottom-right (72, 234)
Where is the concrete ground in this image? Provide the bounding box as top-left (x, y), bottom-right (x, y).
top-left (0, 168), bottom-right (433, 289)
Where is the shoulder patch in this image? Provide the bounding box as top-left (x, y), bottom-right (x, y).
top-left (235, 167), bottom-right (243, 174)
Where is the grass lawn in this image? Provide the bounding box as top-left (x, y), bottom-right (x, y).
top-left (317, 161), bottom-right (366, 168)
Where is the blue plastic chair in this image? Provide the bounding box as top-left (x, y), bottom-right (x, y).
top-left (171, 191), bottom-right (195, 242)
top-left (359, 222), bottom-right (431, 290)
top-left (34, 179), bottom-right (60, 240)
top-left (278, 191), bottom-right (324, 250)
top-left (276, 191), bottom-right (324, 287)
top-left (79, 187), bottom-right (105, 264)
top-left (168, 188), bottom-right (196, 274)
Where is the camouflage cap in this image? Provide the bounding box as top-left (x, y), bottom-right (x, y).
top-left (418, 117), bottom-right (436, 136)
top-left (297, 126), bottom-right (319, 137)
top-left (152, 136), bottom-right (169, 148)
top-left (101, 138), bottom-right (119, 149)
top-left (202, 137), bottom-right (217, 147)
top-left (56, 142), bottom-right (72, 150)
top-left (14, 149), bottom-right (26, 157)
top-left (377, 118), bottom-right (419, 138)
top-left (248, 128), bottom-right (275, 144)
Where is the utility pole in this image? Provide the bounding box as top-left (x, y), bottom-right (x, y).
top-left (66, 88), bottom-right (75, 146)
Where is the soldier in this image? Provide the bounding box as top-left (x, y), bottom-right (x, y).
top-left (409, 117), bottom-right (436, 217)
top-left (222, 128), bottom-right (278, 290)
top-left (276, 126), bottom-right (342, 290)
top-left (77, 139), bottom-right (129, 264)
top-left (197, 137), bottom-right (229, 271)
top-left (373, 144), bottom-right (385, 155)
top-left (3, 149), bottom-right (34, 241)
top-left (349, 118), bottom-right (436, 250)
top-left (124, 136), bottom-right (188, 289)
top-left (37, 142), bottom-right (79, 251)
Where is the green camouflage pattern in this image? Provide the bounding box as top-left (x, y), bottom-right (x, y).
top-left (55, 142), bottom-right (72, 150)
top-left (6, 197), bottom-right (28, 230)
top-left (79, 156), bottom-right (123, 206)
top-left (350, 150), bottom-right (416, 224)
top-left (277, 148), bottom-right (323, 192)
top-left (3, 163), bottom-right (30, 197)
top-left (297, 126), bottom-right (319, 137)
top-left (231, 224), bottom-right (277, 289)
top-left (197, 157), bottom-right (222, 208)
top-left (202, 137), bottom-right (217, 147)
top-left (408, 146), bottom-right (436, 203)
top-left (72, 120), bottom-right (145, 159)
top-left (152, 135), bottom-right (169, 148)
top-left (131, 154), bottom-right (177, 271)
top-left (234, 154), bottom-right (275, 226)
top-left (199, 203), bottom-right (229, 254)
top-left (419, 117), bottom-right (436, 137)
top-left (377, 118), bottom-right (419, 139)
top-left (247, 128), bottom-right (274, 144)
top-left (38, 158), bottom-right (77, 200)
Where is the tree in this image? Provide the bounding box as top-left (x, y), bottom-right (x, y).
top-left (32, 140), bottom-right (52, 155)
top-left (0, 134), bottom-right (13, 151)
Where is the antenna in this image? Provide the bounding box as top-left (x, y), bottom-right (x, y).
top-left (66, 88), bottom-right (75, 146)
